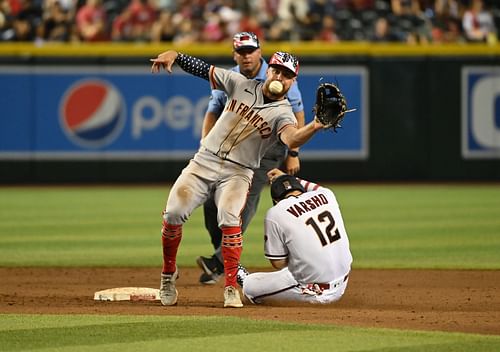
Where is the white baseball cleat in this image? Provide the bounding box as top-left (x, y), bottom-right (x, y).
top-left (223, 286), bottom-right (243, 308)
top-left (160, 268), bottom-right (179, 306)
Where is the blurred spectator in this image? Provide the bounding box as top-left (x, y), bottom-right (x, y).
top-left (239, 11), bottom-right (264, 40)
top-left (350, 0), bottom-right (375, 11)
top-left (435, 17), bottom-right (463, 42)
top-left (431, 0), bottom-right (464, 43)
top-left (201, 12), bottom-right (228, 42)
top-left (249, 0), bottom-right (279, 29)
top-left (55, 0), bottom-right (76, 18)
top-left (11, 0), bottom-right (42, 41)
top-left (217, 0), bottom-right (241, 36)
top-left (156, 0), bottom-right (175, 11)
top-left (278, 0), bottom-right (308, 23)
top-left (175, 0), bottom-right (204, 23)
top-left (307, 0), bottom-right (335, 34)
top-left (390, 0), bottom-right (432, 43)
top-left (314, 14), bottom-right (339, 42)
top-left (370, 16), bottom-right (401, 41)
top-left (1, 0), bottom-right (13, 40)
top-left (2, 0), bottom-right (500, 44)
top-left (75, 0), bottom-right (107, 41)
top-left (150, 9), bottom-right (175, 42)
top-left (111, 0), bottom-right (157, 42)
top-left (111, 5), bottom-right (131, 41)
top-left (462, 0), bottom-right (497, 43)
top-left (127, 0), bottom-right (157, 40)
top-left (435, 0), bottom-right (462, 19)
top-left (266, 18), bottom-right (290, 41)
top-left (38, 0), bottom-right (73, 41)
top-left (333, 0), bottom-right (352, 10)
top-left (173, 18), bottom-right (199, 44)
top-left (8, 0), bottom-right (22, 16)
top-left (391, 0), bottom-right (417, 16)
top-left (276, 0), bottom-right (309, 40)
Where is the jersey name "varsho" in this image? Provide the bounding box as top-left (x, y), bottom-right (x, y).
top-left (225, 99), bottom-right (272, 138)
top-left (286, 194), bottom-right (329, 218)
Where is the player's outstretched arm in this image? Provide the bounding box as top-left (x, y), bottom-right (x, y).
top-left (151, 51), bottom-right (211, 81)
top-left (150, 50), bottom-right (178, 73)
top-left (280, 117), bottom-right (326, 150)
top-left (283, 110), bottom-right (305, 175)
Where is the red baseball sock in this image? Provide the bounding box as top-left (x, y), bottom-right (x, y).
top-left (161, 219), bottom-right (182, 274)
top-left (221, 226), bottom-right (242, 287)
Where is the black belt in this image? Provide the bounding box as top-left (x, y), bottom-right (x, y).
top-left (314, 274), bottom-right (349, 290)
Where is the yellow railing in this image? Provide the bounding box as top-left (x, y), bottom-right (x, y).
top-left (0, 41), bottom-right (499, 57)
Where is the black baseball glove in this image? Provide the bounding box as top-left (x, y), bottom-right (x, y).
top-left (313, 83), bottom-right (349, 132)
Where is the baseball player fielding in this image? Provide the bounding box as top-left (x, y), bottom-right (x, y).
top-left (269, 80), bottom-right (283, 94)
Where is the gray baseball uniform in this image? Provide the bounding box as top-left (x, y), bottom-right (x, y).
top-left (165, 65), bottom-right (297, 228)
top-left (156, 51), bottom-right (307, 301)
top-left (202, 67), bottom-right (296, 169)
top-left (242, 179), bottom-right (353, 304)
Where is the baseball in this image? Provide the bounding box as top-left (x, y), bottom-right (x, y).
top-left (269, 81), bottom-right (283, 94)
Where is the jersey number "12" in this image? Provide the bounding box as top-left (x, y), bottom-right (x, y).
top-left (305, 210), bottom-right (341, 247)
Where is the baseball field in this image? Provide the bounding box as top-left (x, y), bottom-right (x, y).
top-left (1, 183), bottom-right (499, 351)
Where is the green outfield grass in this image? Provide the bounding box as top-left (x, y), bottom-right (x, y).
top-left (1, 184), bottom-right (499, 352)
top-left (0, 184), bottom-right (499, 269)
top-left (1, 314), bottom-right (499, 352)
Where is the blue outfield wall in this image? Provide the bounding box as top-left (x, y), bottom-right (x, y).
top-left (0, 52), bottom-right (499, 182)
top-left (0, 66), bottom-right (367, 160)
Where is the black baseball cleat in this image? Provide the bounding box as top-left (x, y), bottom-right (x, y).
top-left (199, 272), bottom-right (221, 285)
top-left (196, 255), bottom-right (224, 285)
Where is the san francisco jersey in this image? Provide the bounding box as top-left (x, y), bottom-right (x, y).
top-left (264, 186), bottom-right (352, 284)
top-left (202, 67), bottom-right (297, 169)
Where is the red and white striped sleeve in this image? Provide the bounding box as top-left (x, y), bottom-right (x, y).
top-left (297, 178), bottom-right (321, 192)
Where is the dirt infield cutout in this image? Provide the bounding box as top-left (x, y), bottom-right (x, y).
top-left (1, 267), bottom-right (499, 335)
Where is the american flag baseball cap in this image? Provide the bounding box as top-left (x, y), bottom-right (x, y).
top-left (233, 32), bottom-right (260, 51)
top-left (269, 51), bottom-right (300, 77)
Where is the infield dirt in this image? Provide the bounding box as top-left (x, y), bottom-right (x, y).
top-left (1, 268), bottom-right (499, 335)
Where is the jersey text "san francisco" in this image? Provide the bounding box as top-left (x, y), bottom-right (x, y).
top-left (225, 99), bottom-right (272, 138)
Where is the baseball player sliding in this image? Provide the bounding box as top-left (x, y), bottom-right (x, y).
top-left (237, 168), bottom-right (352, 304)
top-left (151, 49), bottom-right (330, 308)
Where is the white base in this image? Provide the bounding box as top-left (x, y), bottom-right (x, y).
top-left (94, 287), bottom-right (160, 301)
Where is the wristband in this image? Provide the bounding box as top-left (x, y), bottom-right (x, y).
top-left (288, 150), bottom-right (299, 157)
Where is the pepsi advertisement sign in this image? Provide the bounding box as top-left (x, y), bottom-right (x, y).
top-left (0, 66), bottom-right (367, 160)
top-left (60, 79), bottom-right (126, 148)
top-left (462, 67), bottom-right (500, 159)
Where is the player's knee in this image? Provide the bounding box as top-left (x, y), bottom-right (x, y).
top-left (162, 209), bottom-right (188, 225)
top-left (217, 211), bottom-right (240, 228)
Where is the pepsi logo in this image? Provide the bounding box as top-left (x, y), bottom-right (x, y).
top-left (60, 79), bottom-right (126, 148)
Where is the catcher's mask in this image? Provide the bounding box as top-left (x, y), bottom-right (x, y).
top-left (270, 174), bottom-right (305, 204)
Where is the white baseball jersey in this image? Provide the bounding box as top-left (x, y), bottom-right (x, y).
top-left (202, 67), bottom-right (297, 169)
top-left (264, 185), bottom-right (352, 284)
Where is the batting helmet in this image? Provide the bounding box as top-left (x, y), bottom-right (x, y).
top-left (270, 174), bottom-right (305, 204)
